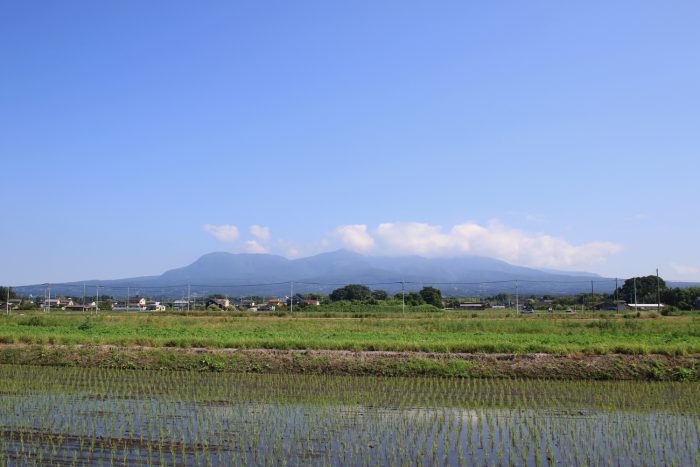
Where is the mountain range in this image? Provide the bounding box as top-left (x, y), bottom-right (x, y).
top-left (16, 250), bottom-right (632, 298)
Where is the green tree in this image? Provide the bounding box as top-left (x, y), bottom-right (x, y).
top-left (617, 276), bottom-right (666, 303)
top-left (419, 286), bottom-right (443, 308)
top-left (329, 284), bottom-right (371, 302)
top-left (0, 287), bottom-right (16, 301)
top-left (371, 289), bottom-right (388, 301)
top-left (402, 292), bottom-right (425, 306)
top-left (661, 287), bottom-right (700, 310)
top-left (19, 301), bottom-right (36, 311)
top-left (488, 293), bottom-right (509, 305)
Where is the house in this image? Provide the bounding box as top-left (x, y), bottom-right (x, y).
top-left (287, 294), bottom-right (306, 306)
top-left (627, 303), bottom-right (665, 311)
top-left (40, 298), bottom-right (62, 310)
top-left (111, 304), bottom-right (134, 311)
top-left (459, 302), bottom-right (486, 310)
top-left (257, 304), bottom-right (276, 311)
top-left (128, 297), bottom-right (147, 307)
top-left (6, 299), bottom-right (23, 310)
top-left (112, 297), bottom-right (147, 311)
top-left (147, 301), bottom-right (166, 311)
top-left (303, 299), bottom-right (321, 306)
top-left (40, 298), bottom-right (74, 310)
top-left (205, 298), bottom-right (230, 310)
top-left (65, 301), bottom-right (98, 312)
top-left (592, 301), bottom-right (626, 311)
top-left (172, 300), bottom-right (190, 310)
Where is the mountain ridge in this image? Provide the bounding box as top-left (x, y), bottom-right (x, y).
top-left (14, 250), bottom-right (634, 298)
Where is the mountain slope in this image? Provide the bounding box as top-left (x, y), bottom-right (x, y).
top-left (16, 250), bottom-right (620, 297)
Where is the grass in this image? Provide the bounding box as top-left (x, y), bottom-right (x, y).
top-left (0, 309), bottom-right (698, 355)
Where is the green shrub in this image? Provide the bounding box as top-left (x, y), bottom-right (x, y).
top-left (78, 318), bottom-right (94, 331)
top-left (672, 367), bottom-right (693, 382)
top-left (19, 316), bottom-right (45, 327)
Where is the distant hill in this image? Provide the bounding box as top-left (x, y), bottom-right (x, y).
top-left (14, 249), bottom-right (628, 298)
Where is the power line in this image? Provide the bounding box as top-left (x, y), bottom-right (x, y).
top-left (8, 277), bottom-right (634, 291)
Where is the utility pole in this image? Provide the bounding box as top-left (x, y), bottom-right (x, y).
top-left (290, 281), bottom-right (294, 313)
top-left (656, 268), bottom-right (661, 312)
top-left (401, 281), bottom-right (405, 314)
top-left (515, 280), bottom-right (519, 312)
top-left (127, 287), bottom-right (130, 312)
top-left (82, 283), bottom-right (86, 312)
top-left (633, 277), bottom-right (638, 310)
top-left (591, 280), bottom-right (594, 311)
top-left (5, 286), bottom-right (9, 315)
top-left (96, 285), bottom-right (100, 314)
top-left (187, 284), bottom-right (191, 313)
top-left (47, 283), bottom-right (51, 313)
top-left (615, 278), bottom-right (619, 312)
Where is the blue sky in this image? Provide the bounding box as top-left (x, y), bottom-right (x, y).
top-left (2, 1), bottom-right (699, 285)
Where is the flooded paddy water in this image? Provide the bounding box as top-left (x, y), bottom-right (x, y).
top-left (0, 365), bottom-right (697, 465)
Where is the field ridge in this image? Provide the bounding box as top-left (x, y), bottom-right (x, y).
top-left (0, 343), bottom-right (697, 381)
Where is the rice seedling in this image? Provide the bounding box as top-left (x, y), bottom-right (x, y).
top-left (0, 365), bottom-right (697, 465)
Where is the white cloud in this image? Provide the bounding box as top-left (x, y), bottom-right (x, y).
top-left (336, 221), bottom-right (621, 268)
top-left (671, 262), bottom-right (698, 276)
top-left (375, 223), bottom-right (453, 256)
top-left (245, 240), bottom-right (269, 254)
top-left (203, 224), bottom-right (240, 243)
top-left (250, 225), bottom-right (270, 241)
top-left (335, 224), bottom-right (375, 252)
top-left (275, 239), bottom-right (302, 257)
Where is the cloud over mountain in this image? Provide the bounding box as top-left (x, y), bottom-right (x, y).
top-left (337, 221), bottom-right (621, 269)
top-left (203, 224), bottom-right (240, 242)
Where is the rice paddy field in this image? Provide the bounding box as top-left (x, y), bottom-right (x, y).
top-left (0, 365), bottom-right (698, 466)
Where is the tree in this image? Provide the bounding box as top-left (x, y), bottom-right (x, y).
top-left (405, 292), bottom-right (425, 306)
top-left (617, 276), bottom-right (666, 304)
top-left (19, 301), bottom-right (36, 311)
top-left (0, 287), bottom-right (16, 301)
top-left (488, 293), bottom-right (509, 305)
top-left (661, 287), bottom-right (700, 310)
top-left (371, 289), bottom-right (388, 301)
top-left (329, 284), bottom-right (371, 302)
top-left (419, 286), bottom-right (443, 308)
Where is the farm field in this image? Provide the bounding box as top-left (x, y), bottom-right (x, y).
top-left (0, 365), bottom-right (698, 466)
top-left (0, 310), bottom-right (699, 355)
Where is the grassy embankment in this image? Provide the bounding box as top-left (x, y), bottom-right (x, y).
top-left (0, 310), bottom-right (698, 380)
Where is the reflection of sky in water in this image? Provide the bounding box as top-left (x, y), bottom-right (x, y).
top-left (1, 390), bottom-right (698, 467)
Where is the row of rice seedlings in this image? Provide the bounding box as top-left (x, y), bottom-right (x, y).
top-left (0, 365), bottom-right (698, 465)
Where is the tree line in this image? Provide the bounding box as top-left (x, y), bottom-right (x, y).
top-left (328, 284), bottom-right (444, 308)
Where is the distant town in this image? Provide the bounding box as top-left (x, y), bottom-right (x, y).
top-left (2, 277), bottom-right (699, 314)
